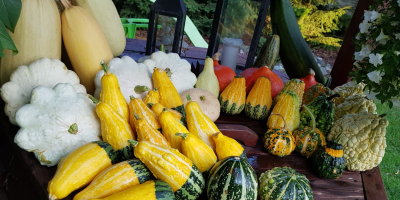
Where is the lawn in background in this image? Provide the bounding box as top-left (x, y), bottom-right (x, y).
top-left (376, 101), bottom-right (400, 199)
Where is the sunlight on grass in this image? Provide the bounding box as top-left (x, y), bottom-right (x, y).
top-left (375, 101), bottom-right (400, 199)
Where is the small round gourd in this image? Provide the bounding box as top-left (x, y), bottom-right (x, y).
top-left (293, 105), bottom-right (326, 157)
top-left (309, 130), bottom-right (346, 179)
top-left (263, 114), bottom-right (296, 157)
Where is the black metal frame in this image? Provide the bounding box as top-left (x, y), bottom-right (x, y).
top-left (145, 0), bottom-right (187, 55)
top-left (206, 0), bottom-right (270, 69)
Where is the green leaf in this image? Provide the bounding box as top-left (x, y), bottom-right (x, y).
top-left (0, 22), bottom-right (17, 56)
top-left (0, 0), bottom-right (22, 32)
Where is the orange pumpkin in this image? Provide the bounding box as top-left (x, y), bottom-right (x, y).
top-left (263, 114), bottom-right (295, 157)
top-left (239, 66), bottom-right (284, 98)
top-left (213, 52), bottom-right (236, 93)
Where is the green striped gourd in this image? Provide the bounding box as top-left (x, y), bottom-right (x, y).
top-left (259, 167), bottom-right (313, 200)
top-left (245, 76), bottom-right (272, 120)
top-left (219, 76), bottom-right (246, 115)
top-left (74, 159), bottom-right (154, 200)
top-left (129, 140), bottom-right (204, 200)
top-left (207, 156), bottom-right (258, 200)
top-left (253, 35), bottom-right (280, 70)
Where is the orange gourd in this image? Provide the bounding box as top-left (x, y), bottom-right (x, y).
top-left (239, 66), bottom-right (284, 98)
top-left (212, 52), bottom-right (236, 93)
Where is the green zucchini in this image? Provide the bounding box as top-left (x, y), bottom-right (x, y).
top-left (271, 0), bottom-right (326, 84)
top-left (253, 35), bottom-right (280, 70)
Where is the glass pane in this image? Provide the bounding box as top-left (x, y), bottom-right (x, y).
top-left (156, 15), bottom-right (177, 53)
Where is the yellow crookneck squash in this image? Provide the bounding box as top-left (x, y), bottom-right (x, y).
top-left (60, 0), bottom-right (113, 94)
top-left (48, 141), bottom-right (116, 200)
top-left (219, 76), bottom-right (246, 115)
top-left (273, 79), bottom-right (305, 107)
top-left (176, 133), bottom-right (217, 174)
top-left (152, 68), bottom-right (185, 117)
top-left (90, 96), bottom-right (135, 161)
top-left (73, 159), bottom-right (154, 200)
top-left (129, 140), bottom-right (205, 200)
top-left (0, 0), bottom-right (61, 85)
top-left (128, 95), bottom-right (161, 133)
top-left (100, 61), bottom-right (129, 122)
top-left (245, 76), bottom-right (272, 120)
top-left (150, 103), bottom-right (185, 126)
top-left (134, 113), bottom-right (170, 148)
top-left (142, 87), bottom-right (160, 108)
top-left (267, 89), bottom-right (300, 132)
top-left (212, 132), bottom-right (247, 160)
top-left (185, 94), bottom-right (219, 150)
top-left (159, 108), bottom-right (190, 152)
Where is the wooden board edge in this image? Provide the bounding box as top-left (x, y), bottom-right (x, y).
top-left (361, 166), bottom-right (389, 200)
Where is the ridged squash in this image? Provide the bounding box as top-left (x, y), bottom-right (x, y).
top-left (71, 0), bottom-right (126, 57)
top-left (195, 57), bottom-right (220, 97)
top-left (129, 96), bottom-right (161, 133)
top-left (48, 141), bottom-right (116, 200)
top-left (130, 140), bottom-right (205, 200)
top-left (159, 109), bottom-right (190, 152)
top-left (219, 76), bottom-right (246, 115)
top-left (176, 133), bottom-right (217, 174)
top-left (185, 94), bottom-right (220, 150)
top-left (60, 0), bottom-right (113, 94)
top-left (0, 0), bottom-right (61, 85)
top-left (212, 132), bottom-right (247, 160)
top-left (150, 103), bottom-right (185, 126)
top-left (74, 159), bottom-right (154, 200)
top-left (90, 97), bottom-right (135, 162)
top-left (89, 180), bottom-right (175, 200)
top-left (273, 79), bottom-right (305, 107)
top-left (100, 61), bottom-right (129, 122)
top-left (245, 76), bottom-right (272, 120)
top-left (134, 114), bottom-right (170, 148)
top-left (267, 90), bottom-right (300, 132)
top-left (143, 88), bottom-right (160, 108)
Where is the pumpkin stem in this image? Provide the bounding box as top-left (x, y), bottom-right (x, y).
top-left (100, 60), bottom-right (110, 74)
top-left (308, 69), bottom-right (315, 76)
top-left (148, 103), bottom-right (154, 108)
top-left (134, 85), bottom-right (150, 94)
top-left (88, 95), bottom-right (100, 105)
top-left (302, 105), bottom-right (316, 132)
top-left (134, 113), bottom-right (140, 120)
top-left (60, 0), bottom-right (73, 9)
top-left (68, 123), bottom-right (78, 134)
top-left (175, 133), bottom-right (188, 139)
top-left (165, 68), bottom-right (172, 77)
top-left (200, 95), bottom-right (206, 101)
top-left (212, 52), bottom-right (221, 61)
top-left (128, 139), bottom-right (138, 147)
top-left (186, 94), bottom-right (192, 102)
top-left (327, 93), bottom-right (340, 101)
top-left (270, 113), bottom-right (287, 131)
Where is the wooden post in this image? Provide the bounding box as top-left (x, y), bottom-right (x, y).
top-left (329, 0), bottom-right (373, 89)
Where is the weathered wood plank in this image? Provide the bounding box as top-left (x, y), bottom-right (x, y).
top-left (362, 167), bottom-right (388, 200)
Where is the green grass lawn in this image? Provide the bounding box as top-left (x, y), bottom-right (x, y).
top-left (376, 101), bottom-right (400, 199)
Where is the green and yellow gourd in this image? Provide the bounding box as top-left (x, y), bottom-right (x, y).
top-left (90, 96), bottom-right (135, 162)
top-left (100, 61), bottom-right (129, 122)
top-left (212, 132), bottom-right (247, 160)
top-left (267, 90), bottom-right (300, 132)
top-left (89, 180), bottom-right (175, 200)
top-left (134, 113), bottom-right (170, 148)
top-left (159, 108), bottom-right (190, 152)
top-left (129, 140), bottom-right (205, 200)
top-left (302, 83), bottom-right (335, 106)
top-left (219, 76), bottom-right (246, 115)
top-left (185, 94), bottom-right (220, 150)
top-left (264, 114), bottom-right (296, 157)
top-left (128, 95), bottom-right (161, 133)
top-left (207, 156), bottom-right (258, 200)
top-left (273, 79), bottom-right (305, 107)
top-left (48, 141), bottom-right (116, 200)
top-left (293, 105), bottom-right (326, 158)
top-left (245, 76), bottom-right (272, 120)
top-left (73, 159), bottom-right (154, 200)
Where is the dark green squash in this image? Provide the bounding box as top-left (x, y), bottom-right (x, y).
top-left (253, 35), bottom-right (280, 70)
top-left (309, 131), bottom-right (345, 179)
top-left (207, 156), bottom-right (258, 200)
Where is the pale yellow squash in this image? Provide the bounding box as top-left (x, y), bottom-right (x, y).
top-left (0, 0), bottom-right (61, 85)
top-left (60, 0), bottom-right (113, 94)
top-left (71, 0), bottom-right (126, 57)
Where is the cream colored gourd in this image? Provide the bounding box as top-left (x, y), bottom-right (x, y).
top-left (71, 0), bottom-right (126, 57)
top-left (195, 57), bottom-right (220, 97)
top-left (0, 0), bottom-right (61, 85)
top-left (60, 0), bottom-right (113, 95)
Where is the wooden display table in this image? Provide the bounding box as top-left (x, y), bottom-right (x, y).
top-left (0, 99), bottom-right (388, 200)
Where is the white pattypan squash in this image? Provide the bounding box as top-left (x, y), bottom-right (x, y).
top-left (1, 57), bottom-right (86, 125)
top-left (14, 83), bottom-right (101, 167)
top-left (143, 51), bottom-right (197, 94)
top-left (94, 56), bottom-right (153, 102)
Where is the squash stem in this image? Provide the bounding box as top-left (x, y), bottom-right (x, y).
top-left (60, 0), bottom-right (72, 9)
top-left (134, 85), bottom-right (150, 94)
top-left (100, 60), bottom-right (110, 74)
top-left (128, 139), bottom-right (138, 147)
top-left (160, 44), bottom-right (165, 52)
top-left (130, 95), bottom-right (136, 100)
top-left (302, 105), bottom-right (316, 132)
top-left (200, 96), bottom-right (206, 101)
top-left (148, 103), bottom-right (154, 108)
top-left (175, 133), bottom-right (188, 139)
top-left (165, 68), bottom-right (172, 77)
top-left (162, 108), bottom-right (168, 112)
top-left (88, 95), bottom-right (100, 105)
top-left (186, 94), bottom-right (192, 102)
top-left (68, 123), bottom-right (78, 134)
top-left (212, 132), bottom-right (221, 138)
top-left (270, 113), bottom-right (287, 131)
top-left (134, 113), bottom-right (140, 120)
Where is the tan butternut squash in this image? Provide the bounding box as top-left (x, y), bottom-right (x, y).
top-left (71, 0), bottom-right (126, 57)
top-left (0, 0), bottom-right (61, 85)
top-left (60, 0), bottom-right (113, 94)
